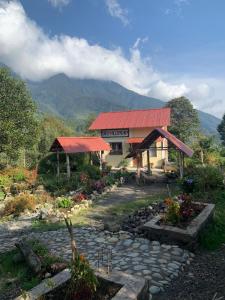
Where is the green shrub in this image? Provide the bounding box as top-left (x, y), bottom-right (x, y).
top-left (4, 193), bottom-right (36, 216)
top-left (184, 165), bottom-right (224, 194)
top-left (81, 165), bottom-right (101, 180)
top-left (37, 174), bottom-right (79, 194)
top-left (57, 197), bottom-right (73, 208)
top-left (0, 174), bottom-right (12, 189)
top-left (103, 175), bottom-right (116, 186)
top-left (13, 170), bottom-right (26, 182)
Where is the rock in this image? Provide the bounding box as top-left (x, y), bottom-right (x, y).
top-left (152, 241), bottom-right (160, 246)
top-left (149, 285), bottom-right (161, 295)
top-left (108, 237), bottom-right (118, 243)
top-left (123, 239), bottom-right (133, 247)
top-left (152, 272), bottom-right (163, 280)
top-left (44, 272), bottom-right (52, 278)
top-left (104, 222), bottom-right (120, 232)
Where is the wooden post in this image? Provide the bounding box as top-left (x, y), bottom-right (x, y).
top-left (147, 149), bottom-right (150, 175)
top-left (66, 153), bottom-right (71, 179)
top-left (179, 151), bottom-right (184, 179)
top-left (57, 151), bottom-right (60, 177)
top-left (99, 151), bottom-right (102, 171)
top-left (89, 152), bottom-right (93, 165)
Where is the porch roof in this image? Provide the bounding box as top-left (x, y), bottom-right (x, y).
top-left (126, 128), bottom-right (194, 158)
top-left (50, 137), bottom-right (111, 154)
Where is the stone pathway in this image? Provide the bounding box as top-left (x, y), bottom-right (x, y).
top-left (0, 226), bottom-right (194, 298)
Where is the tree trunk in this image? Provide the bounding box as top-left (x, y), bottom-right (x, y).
top-left (15, 240), bottom-right (42, 274)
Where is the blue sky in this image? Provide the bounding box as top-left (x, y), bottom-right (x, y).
top-left (0, 0), bottom-right (225, 117)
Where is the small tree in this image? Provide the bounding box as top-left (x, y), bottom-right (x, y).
top-left (166, 96), bottom-right (200, 142)
top-left (218, 113), bottom-right (225, 146)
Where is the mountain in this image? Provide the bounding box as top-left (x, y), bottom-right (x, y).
top-left (28, 74), bottom-right (221, 135)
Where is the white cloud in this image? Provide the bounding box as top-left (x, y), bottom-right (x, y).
top-left (0, 1), bottom-right (224, 118)
top-left (48, 0), bottom-right (70, 9)
top-left (165, 0), bottom-right (190, 17)
top-left (105, 0), bottom-right (129, 26)
top-left (149, 80), bottom-right (189, 100)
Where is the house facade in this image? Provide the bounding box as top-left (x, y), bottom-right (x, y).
top-left (89, 108), bottom-right (170, 169)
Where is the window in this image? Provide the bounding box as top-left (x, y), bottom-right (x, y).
top-left (149, 142), bottom-right (157, 157)
top-left (109, 142), bottom-right (123, 155)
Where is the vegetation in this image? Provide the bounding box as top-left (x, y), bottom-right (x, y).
top-left (37, 115), bottom-right (74, 158)
top-left (3, 193), bottom-right (36, 216)
top-left (200, 190), bottom-right (225, 250)
top-left (57, 197), bottom-right (73, 209)
top-left (0, 239), bottom-right (63, 295)
top-left (0, 68), bottom-right (38, 162)
top-left (217, 113), bottom-right (225, 146)
top-left (166, 96), bottom-right (200, 142)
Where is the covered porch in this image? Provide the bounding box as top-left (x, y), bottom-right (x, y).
top-left (49, 137), bottom-right (111, 178)
top-left (126, 128), bottom-right (194, 179)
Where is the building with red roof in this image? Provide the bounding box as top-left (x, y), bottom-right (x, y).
top-left (89, 108), bottom-right (171, 169)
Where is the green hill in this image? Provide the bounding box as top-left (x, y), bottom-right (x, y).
top-left (28, 73), bottom-right (221, 135)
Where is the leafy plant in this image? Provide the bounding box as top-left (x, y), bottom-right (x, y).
top-left (57, 197), bottom-right (73, 208)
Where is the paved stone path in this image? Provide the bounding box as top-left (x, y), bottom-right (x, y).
top-left (0, 226), bottom-right (194, 298)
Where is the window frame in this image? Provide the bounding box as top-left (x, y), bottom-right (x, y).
top-left (109, 142), bottom-right (123, 155)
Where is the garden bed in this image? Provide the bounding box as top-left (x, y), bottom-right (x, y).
top-left (142, 202), bottom-right (215, 248)
top-left (15, 268), bottom-right (148, 300)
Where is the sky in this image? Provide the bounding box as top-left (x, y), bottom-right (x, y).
top-left (0, 0), bottom-right (225, 118)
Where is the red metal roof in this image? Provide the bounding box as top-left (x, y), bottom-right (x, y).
top-left (126, 128), bottom-right (194, 158)
top-left (126, 137), bottom-right (144, 144)
top-left (50, 137), bottom-right (111, 153)
top-left (89, 108), bottom-right (170, 130)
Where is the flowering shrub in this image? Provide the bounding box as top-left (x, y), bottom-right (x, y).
top-left (79, 172), bottom-right (89, 185)
top-left (92, 179), bottom-right (105, 193)
top-left (178, 194), bottom-right (195, 220)
top-left (73, 193), bottom-right (87, 203)
top-left (164, 194), bottom-right (202, 225)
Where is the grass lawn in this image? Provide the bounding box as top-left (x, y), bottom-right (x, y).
top-left (199, 190), bottom-right (225, 250)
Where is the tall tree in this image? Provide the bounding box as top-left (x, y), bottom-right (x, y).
top-left (218, 113), bottom-right (225, 146)
top-left (38, 115), bottom-right (74, 157)
top-left (166, 96), bottom-right (200, 142)
top-left (0, 68), bottom-right (38, 161)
